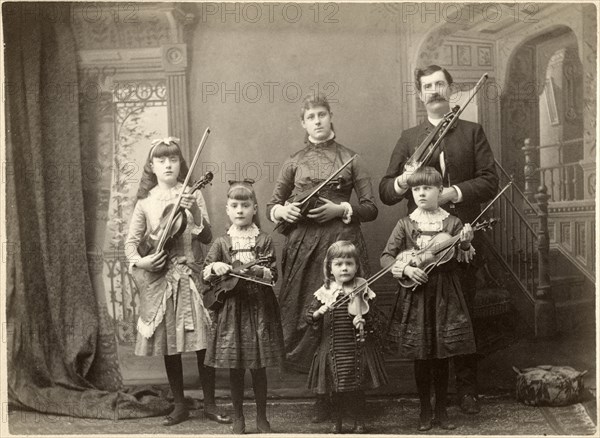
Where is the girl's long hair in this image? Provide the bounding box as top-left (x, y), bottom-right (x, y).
top-left (227, 180), bottom-right (261, 228)
top-left (136, 138), bottom-right (189, 199)
top-left (323, 240), bottom-right (361, 288)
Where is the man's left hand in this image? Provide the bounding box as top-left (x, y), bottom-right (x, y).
top-left (439, 187), bottom-right (459, 205)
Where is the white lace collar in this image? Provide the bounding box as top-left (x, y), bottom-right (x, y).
top-left (409, 207), bottom-right (449, 224)
top-left (149, 183), bottom-right (182, 201)
top-left (227, 223), bottom-right (260, 239)
top-left (314, 278), bottom-right (375, 306)
top-left (314, 282), bottom-right (344, 306)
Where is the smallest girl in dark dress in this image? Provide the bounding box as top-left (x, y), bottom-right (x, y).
top-left (381, 166), bottom-right (476, 432)
top-left (306, 241), bottom-right (388, 434)
top-left (203, 180), bottom-right (284, 434)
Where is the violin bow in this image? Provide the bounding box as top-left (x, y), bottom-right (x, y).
top-left (410, 181), bottom-right (512, 290)
top-left (297, 154), bottom-right (357, 207)
top-left (331, 260), bottom-right (396, 309)
top-left (156, 128), bottom-right (211, 253)
top-left (274, 154), bottom-right (358, 233)
top-left (227, 272), bottom-right (274, 287)
top-left (211, 256), bottom-right (274, 287)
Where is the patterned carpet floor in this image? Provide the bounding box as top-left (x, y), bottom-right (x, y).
top-left (8, 394), bottom-right (596, 436)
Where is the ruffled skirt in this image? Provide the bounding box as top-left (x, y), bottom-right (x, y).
top-left (205, 282), bottom-right (284, 369)
top-left (135, 272), bottom-right (210, 356)
top-left (388, 265), bottom-right (476, 360)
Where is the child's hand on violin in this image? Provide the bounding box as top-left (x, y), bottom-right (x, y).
top-left (307, 197), bottom-right (345, 223)
top-left (180, 192), bottom-right (197, 210)
top-left (460, 223), bottom-right (474, 247)
top-left (212, 262), bottom-right (232, 276)
top-left (136, 250), bottom-right (167, 272)
top-left (314, 304), bottom-right (331, 318)
top-left (275, 202), bottom-right (302, 223)
top-left (404, 265), bottom-right (429, 285)
top-left (352, 315), bottom-right (366, 330)
top-left (391, 259), bottom-right (411, 278)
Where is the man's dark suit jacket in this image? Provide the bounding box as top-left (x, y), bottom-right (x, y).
top-left (379, 119), bottom-right (499, 224)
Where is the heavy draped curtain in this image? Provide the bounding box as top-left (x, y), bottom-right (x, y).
top-left (4, 3), bottom-right (169, 418)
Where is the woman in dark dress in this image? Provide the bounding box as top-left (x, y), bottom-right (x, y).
top-left (267, 94), bottom-right (378, 420)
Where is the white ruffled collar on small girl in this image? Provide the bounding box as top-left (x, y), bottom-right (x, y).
top-left (314, 278), bottom-right (375, 306)
top-left (314, 283), bottom-right (344, 306)
top-left (149, 183), bottom-right (183, 201)
top-left (409, 207), bottom-right (450, 224)
top-left (227, 223), bottom-right (260, 239)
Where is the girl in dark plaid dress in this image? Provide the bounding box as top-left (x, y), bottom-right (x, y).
top-left (203, 181), bottom-right (284, 434)
top-left (306, 241), bottom-right (388, 434)
top-left (381, 167), bottom-right (476, 431)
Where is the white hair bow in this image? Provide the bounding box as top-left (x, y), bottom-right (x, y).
top-left (149, 137), bottom-right (180, 157)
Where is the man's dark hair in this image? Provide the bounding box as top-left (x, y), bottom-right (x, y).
top-left (414, 65), bottom-right (453, 91)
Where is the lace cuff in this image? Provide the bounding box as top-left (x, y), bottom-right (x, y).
top-left (263, 267), bottom-right (273, 281)
top-left (340, 202), bottom-right (353, 224)
top-left (457, 245), bottom-right (476, 263)
top-left (190, 215), bottom-right (205, 235)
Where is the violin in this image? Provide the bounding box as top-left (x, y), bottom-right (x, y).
top-left (290, 176), bottom-right (344, 210)
top-left (131, 128), bottom-right (211, 294)
top-left (345, 280), bottom-right (370, 343)
top-left (203, 256), bottom-right (273, 311)
top-left (398, 219), bottom-right (498, 289)
top-left (329, 260), bottom-right (398, 342)
top-left (274, 155), bottom-right (357, 236)
top-left (405, 106), bottom-right (458, 171)
top-left (404, 73), bottom-right (488, 172)
top-left (137, 172), bottom-right (214, 258)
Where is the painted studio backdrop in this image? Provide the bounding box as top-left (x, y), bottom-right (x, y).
top-left (4, 1), bottom-right (597, 420)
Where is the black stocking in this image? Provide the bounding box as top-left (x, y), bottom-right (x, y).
top-left (195, 349), bottom-right (216, 411)
top-left (331, 392), bottom-right (343, 429)
top-left (433, 358), bottom-right (449, 417)
top-left (164, 354), bottom-right (186, 415)
top-left (353, 391), bottom-right (366, 423)
top-left (229, 369), bottom-right (246, 419)
top-left (250, 368), bottom-right (268, 421)
top-left (414, 360), bottom-right (432, 419)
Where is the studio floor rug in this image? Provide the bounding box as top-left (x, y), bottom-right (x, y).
top-left (8, 395), bottom-right (597, 435)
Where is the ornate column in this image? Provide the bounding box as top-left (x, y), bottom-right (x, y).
top-left (162, 44), bottom-right (191, 156)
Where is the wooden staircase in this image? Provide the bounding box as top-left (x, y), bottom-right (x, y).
top-left (479, 159), bottom-right (596, 338)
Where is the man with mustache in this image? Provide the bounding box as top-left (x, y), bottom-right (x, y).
top-left (379, 65), bottom-right (498, 415)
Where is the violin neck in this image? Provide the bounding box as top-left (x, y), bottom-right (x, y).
top-left (408, 123), bottom-right (445, 167)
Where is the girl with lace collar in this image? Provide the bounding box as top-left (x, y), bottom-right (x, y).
top-left (305, 241), bottom-right (388, 434)
top-left (202, 180), bottom-right (284, 434)
top-left (124, 138), bottom-right (230, 426)
top-left (380, 167), bottom-right (477, 432)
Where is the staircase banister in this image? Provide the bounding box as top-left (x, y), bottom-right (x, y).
top-left (500, 192), bottom-right (539, 236)
top-left (495, 158), bottom-right (542, 215)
